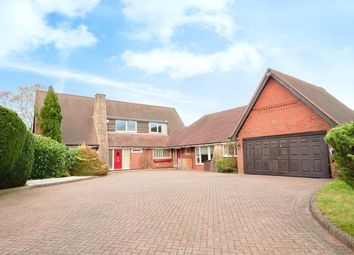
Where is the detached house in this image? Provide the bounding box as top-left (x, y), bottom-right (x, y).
top-left (34, 92), bottom-right (184, 170)
top-left (33, 68), bottom-right (354, 178)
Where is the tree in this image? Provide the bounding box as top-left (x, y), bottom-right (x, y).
top-left (0, 84), bottom-right (45, 129)
top-left (40, 86), bottom-right (63, 143)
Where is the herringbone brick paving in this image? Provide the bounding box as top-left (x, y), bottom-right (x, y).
top-left (0, 170), bottom-right (352, 254)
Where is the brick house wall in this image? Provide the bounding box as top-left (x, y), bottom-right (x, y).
top-left (130, 149), bottom-right (173, 169)
top-left (237, 78), bottom-right (332, 174)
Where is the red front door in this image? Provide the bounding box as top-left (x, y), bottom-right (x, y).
top-left (114, 149), bottom-right (122, 170)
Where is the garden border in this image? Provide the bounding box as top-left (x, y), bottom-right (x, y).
top-left (0, 176), bottom-right (96, 196)
top-left (310, 188), bottom-right (354, 251)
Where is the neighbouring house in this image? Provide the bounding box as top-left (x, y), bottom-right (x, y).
top-left (33, 68), bottom-right (354, 177)
top-left (167, 106), bottom-right (247, 171)
top-left (34, 91), bottom-right (185, 170)
top-left (230, 68), bottom-right (354, 178)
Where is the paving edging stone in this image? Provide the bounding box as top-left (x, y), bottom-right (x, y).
top-left (310, 189), bottom-right (354, 251)
top-left (0, 176), bottom-right (97, 196)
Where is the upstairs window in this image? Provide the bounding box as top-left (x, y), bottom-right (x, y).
top-left (149, 123), bottom-right (167, 134)
top-left (116, 120), bottom-right (137, 132)
top-left (153, 149), bottom-right (171, 158)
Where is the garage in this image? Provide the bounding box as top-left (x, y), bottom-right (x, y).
top-left (243, 133), bottom-right (330, 178)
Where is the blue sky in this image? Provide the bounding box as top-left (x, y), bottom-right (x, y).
top-left (0, 0), bottom-right (353, 125)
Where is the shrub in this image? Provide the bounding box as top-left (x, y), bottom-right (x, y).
top-left (65, 148), bottom-right (79, 173)
top-left (324, 122), bottom-right (354, 182)
top-left (10, 132), bottom-right (35, 186)
top-left (31, 135), bottom-right (68, 179)
top-left (0, 106), bottom-right (34, 189)
top-left (216, 157), bottom-right (238, 173)
top-left (70, 145), bottom-right (108, 176)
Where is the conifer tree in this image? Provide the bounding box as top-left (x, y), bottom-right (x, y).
top-left (40, 86), bottom-right (63, 143)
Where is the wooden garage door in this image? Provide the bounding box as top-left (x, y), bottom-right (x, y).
top-left (243, 133), bottom-right (330, 178)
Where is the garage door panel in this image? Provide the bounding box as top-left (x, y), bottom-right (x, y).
top-left (290, 160), bottom-right (299, 172)
top-left (244, 133), bottom-right (329, 178)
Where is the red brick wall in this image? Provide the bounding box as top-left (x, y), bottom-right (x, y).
top-left (237, 78), bottom-right (332, 174)
top-left (176, 147), bottom-right (206, 170)
top-left (129, 149), bottom-right (173, 169)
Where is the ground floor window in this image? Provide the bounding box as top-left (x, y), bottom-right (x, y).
top-left (196, 146), bottom-right (214, 164)
top-left (153, 149), bottom-right (171, 158)
top-left (223, 143), bottom-right (237, 157)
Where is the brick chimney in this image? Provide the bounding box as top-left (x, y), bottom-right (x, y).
top-left (93, 94), bottom-right (109, 165)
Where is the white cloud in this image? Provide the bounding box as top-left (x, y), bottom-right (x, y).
top-left (2, 61), bottom-right (206, 106)
top-left (121, 0), bottom-right (236, 43)
top-left (122, 43), bottom-right (263, 79)
top-left (0, 0), bottom-right (99, 59)
top-left (120, 0), bottom-right (264, 79)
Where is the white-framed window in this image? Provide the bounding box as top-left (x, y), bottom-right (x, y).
top-left (116, 120), bottom-right (137, 132)
top-left (149, 122), bottom-right (167, 134)
top-left (223, 143), bottom-right (237, 157)
top-left (153, 149), bottom-right (171, 158)
top-left (196, 146), bottom-right (214, 164)
top-left (131, 148), bottom-right (142, 153)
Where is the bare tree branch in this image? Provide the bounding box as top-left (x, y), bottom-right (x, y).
top-left (0, 84), bottom-right (46, 129)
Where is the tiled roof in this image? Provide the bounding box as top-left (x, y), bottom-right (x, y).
top-left (35, 91), bottom-right (98, 145)
top-left (168, 106), bottom-right (247, 147)
top-left (105, 99), bottom-right (184, 135)
top-left (231, 68), bottom-right (354, 139)
top-left (269, 68), bottom-right (354, 124)
top-left (34, 91), bottom-right (184, 146)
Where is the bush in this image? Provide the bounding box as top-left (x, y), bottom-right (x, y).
top-left (324, 122), bottom-right (354, 182)
top-left (10, 132), bottom-right (35, 186)
top-left (65, 148), bottom-right (79, 173)
top-left (0, 106), bottom-right (34, 189)
top-left (70, 145), bottom-right (108, 176)
top-left (216, 157), bottom-right (238, 173)
top-left (31, 135), bottom-right (68, 179)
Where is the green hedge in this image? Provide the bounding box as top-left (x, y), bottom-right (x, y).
top-left (324, 122), bottom-right (354, 182)
top-left (216, 157), bottom-right (237, 173)
top-left (70, 145), bottom-right (108, 176)
top-left (0, 106), bottom-right (34, 189)
top-left (31, 135), bottom-right (68, 179)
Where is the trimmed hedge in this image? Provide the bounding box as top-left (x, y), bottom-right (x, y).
top-left (0, 106), bottom-right (34, 189)
top-left (10, 133), bottom-right (35, 186)
top-left (324, 122), bottom-right (354, 182)
top-left (216, 157), bottom-right (238, 173)
top-left (31, 135), bottom-right (68, 179)
top-left (70, 145), bottom-right (108, 176)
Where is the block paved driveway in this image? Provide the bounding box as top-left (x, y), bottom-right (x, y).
top-left (0, 170), bottom-right (352, 255)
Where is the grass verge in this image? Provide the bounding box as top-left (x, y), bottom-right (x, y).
top-left (316, 178), bottom-right (354, 237)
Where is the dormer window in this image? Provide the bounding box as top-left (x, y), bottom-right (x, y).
top-left (116, 120), bottom-right (137, 132)
top-left (149, 122), bottom-right (167, 134)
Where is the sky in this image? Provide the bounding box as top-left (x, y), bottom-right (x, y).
top-left (0, 0), bottom-right (353, 125)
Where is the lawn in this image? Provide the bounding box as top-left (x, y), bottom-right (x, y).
top-left (316, 178), bottom-right (354, 237)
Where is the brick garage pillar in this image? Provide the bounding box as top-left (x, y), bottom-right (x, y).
top-left (93, 94), bottom-right (109, 165)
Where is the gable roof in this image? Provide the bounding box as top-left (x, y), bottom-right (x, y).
top-left (168, 106), bottom-right (247, 147)
top-left (231, 68), bottom-right (354, 139)
top-left (34, 91), bottom-right (185, 146)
